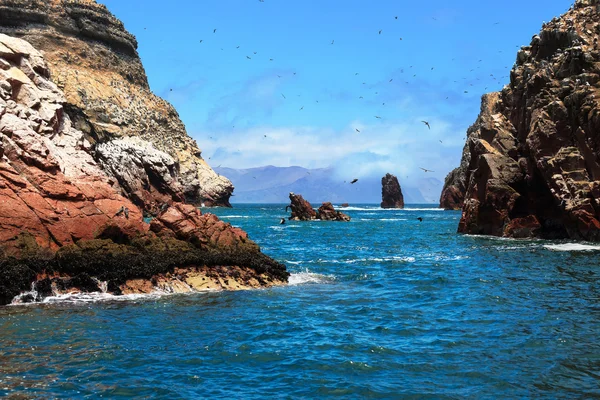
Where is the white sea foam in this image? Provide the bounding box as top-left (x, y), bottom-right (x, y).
top-left (288, 270), bottom-right (335, 285)
top-left (337, 206), bottom-right (444, 211)
top-left (543, 243), bottom-right (600, 252)
top-left (219, 215), bottom-right (251, 219)
top-left (10, 291), bottom-right (174, 306)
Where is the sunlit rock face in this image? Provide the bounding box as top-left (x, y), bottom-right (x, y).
top-left (0, 32), bottom-right (287, 306)
top-left (0, 0), bottom-right (233, 210)
top-left (441, 0), bottom-right (600, 240)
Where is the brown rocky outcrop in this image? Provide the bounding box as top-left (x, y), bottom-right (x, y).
top-left (288, 193), bottom-right (350, 221)
top-left (0, 34), bottom-right (287, 305)
top-left (317, 202), bottom-right (351, 221)
top-left (0, 0), bottom-right (233, 210)
top-left (441, 0), bottom-right (600, 240)
top-left (381, 173), bottom-right (405, 209)
top-left (288, 192), bottom-right (317, 221)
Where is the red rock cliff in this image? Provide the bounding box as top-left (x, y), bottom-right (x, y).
top-left (441, 0), bottom-right (600, 240)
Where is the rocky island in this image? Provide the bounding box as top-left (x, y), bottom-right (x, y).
top-left (288, 192), bottom-right (350, 221)
top-left (0, 1), bottom-right (287, 305)
top-left (441, 0), bottom-right (600, 240)
top-left (381, 173), bottom-right (404, 209)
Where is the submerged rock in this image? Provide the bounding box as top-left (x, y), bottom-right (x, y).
top-left (381, 173), bottom-right (405, 209)
top-left (0, 0), bottom-right (233, 208)
top-left (0, 33), bottom-right (287, 305)
top-left (441, 0), bottom-right (600, 240)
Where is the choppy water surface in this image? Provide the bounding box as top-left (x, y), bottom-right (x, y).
top-left (2, 204), bottom-right (600, 398)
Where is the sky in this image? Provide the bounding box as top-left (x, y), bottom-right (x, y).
top-left (101, 0), bottom-right (572, 187)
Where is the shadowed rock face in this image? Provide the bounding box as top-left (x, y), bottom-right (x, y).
top-left (0, 0), bottom-right (233, 209)
top-left (441, 0), bottom-right (600, 240)
top-left (381, 173), bottom-right (404, 209)
top-left (0, 33), bottom-right (287, 305)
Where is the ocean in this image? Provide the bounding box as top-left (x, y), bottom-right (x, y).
top-left (2, 204), bottom-right (600, 398)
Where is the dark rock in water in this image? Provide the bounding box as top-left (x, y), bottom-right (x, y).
top-left (381, 173), bottom-right (405, 209)
top-left (341, 203), bottom-right (350, 208)
top-left (288, 193), bottom-right (350, 221)
top-left (317, 202), bottom-right (351, 222)
top-left (289, 192), bottom-right (317, 221)
top-left (441, 0), bottom-right (600, 240)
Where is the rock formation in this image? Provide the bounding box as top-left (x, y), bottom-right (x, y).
top-left (288, 193), bottom-right (350, 221)
top-left (317, 202), bottom-right (351, 221)
top-left (0, 0), bottom-right (233, 210)
top-left (0, 34), bottom-right (287, 305)
top-left (288, 192), bottom-right (317, 221)
top-left (440, 0), bottom-right (600, 240)
top-left (381, 173), bottom-right (405, 209)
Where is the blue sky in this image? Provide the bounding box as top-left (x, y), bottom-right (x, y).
top-left (102, 0), bottom-right (572, 186)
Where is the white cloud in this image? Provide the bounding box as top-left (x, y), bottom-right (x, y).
top-left (192, 116), bottom-right (465, 186)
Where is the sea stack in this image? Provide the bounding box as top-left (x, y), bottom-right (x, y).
top-left (440, 0), bottom-right (600, 240)
top-left (0, 0), bottom-right (233, 210)
top-left (381, 173), bottom-right (405, 209)
top-left (0, 5), bottom-right (287, 305)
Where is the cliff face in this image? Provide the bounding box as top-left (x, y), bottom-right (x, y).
top-left (381, 173), bottom-right (405, 209)
top-left (0, 33), bottom-right (286, 305)
top-left (441, 0), bottom-right (600, 240)
top-left (0, 0), bottom-right (233, 211)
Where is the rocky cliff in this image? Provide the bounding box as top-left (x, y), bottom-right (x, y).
top-left (381, 173), bottom-right (404, 209)
top-left (0, 0), bottom-right (233, 212)
top-left (440, 0), bottom-right (600, 240)
top-left (0, 33), bottom-right (286, 305)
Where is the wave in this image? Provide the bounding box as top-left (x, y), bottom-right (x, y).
top-left (313, 256), bottom-right (416, 264)
top-left (288, 270), bottom-right (336, 285)
top-left (11, 291), bottom-right (172, 306)
top-left (543, 243), bottom-right (600, 252)
top-left (337, 206), bottom-right (444, 211)
top-left (218, 215), bottom-right (251, 219)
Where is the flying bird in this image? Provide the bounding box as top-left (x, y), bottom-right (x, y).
top-left (389, 79), bottom-right (393, 82)
top-left (299, 106), bottom-right (304, 110)
top-left (355, 128), bottom-right (360, 133)
top-left (375, 116), bottom-right (382, 119)
top-left (419, 167), bottom-right (435, 173)
top-left (331, 40), bottom-right (335, 45)
top-left (246, 56), bottom-right (251, 59)
top-left (281, 93), bottom-right (286, 99)
top-left (421, 120), bottom-right (431, 129)
top-left (350, 179), bottom-right (359, 184)
top-left (379, 30), bottom-right (382, 34)
top-left (199, 40), bottom-right (203, 43)
top-left (213, 29), bottom-right (217, 33)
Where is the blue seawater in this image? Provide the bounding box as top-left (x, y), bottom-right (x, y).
top-left (2, 204), bottom-right (600, 399)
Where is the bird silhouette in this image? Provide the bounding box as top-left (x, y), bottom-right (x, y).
top-left (417, 217), bottom-right (423, 222)
top-left (379, 30), bottom-right (382, 34)
top-left (246, 56), bottom-right (251, 59)
top-left (350, 179), bottom-right (359, 184)
top-left (421, 120), bottom-right (431, 129)
top-left (355, 128), bottom-right (361, 133)
top-left (281, 93), bottom-right (286, 99)
top-left (213, 29), bottom-right (217, 33)
top-left (331, 40), bottom-right (335, 45)
top-left (375, 116), bottom-right (382, 119)
top-left (419, 167), bottom-right (434, 173)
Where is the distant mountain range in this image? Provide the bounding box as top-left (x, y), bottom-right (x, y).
top-left (214, 166), bottom-right (442, 204)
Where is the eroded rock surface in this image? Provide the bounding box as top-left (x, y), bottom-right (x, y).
top-left (381, 173), bottom-right (405, 209)
top-left (0, 34), bottom-right (287, 305)
top-left (0, 0), bottom-right (233, 208)
top-left (441, 0), bottom-right (600, 240)
top-left (288, 193), bottom-right (350, 221)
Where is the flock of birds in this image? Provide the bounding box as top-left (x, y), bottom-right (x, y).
top-left (154, 2), bottom-right (561, 188)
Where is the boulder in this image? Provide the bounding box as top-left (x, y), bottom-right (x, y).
top-left (317, 202), bottom-right (351, 221)
top-left (288, 192), bottom-right (317, 221)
